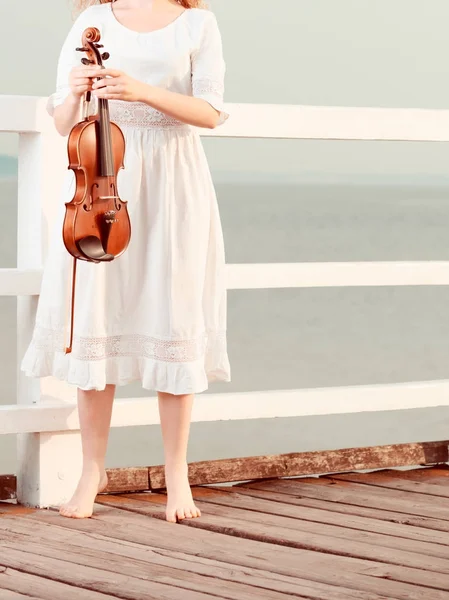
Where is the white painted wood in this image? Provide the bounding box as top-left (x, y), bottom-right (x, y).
top-left (7, 261), bottom-right (449, 298)
top-left (16, 113), bottom-right (79, 508)
top-left (0, 269), bottom-right (42, 295)
top-left (17, 431), bottom-right (83, 508)
top-left (3, 379), bottom-right (449, 435)
top-left (226, 261), bottom-right (449, 289)
top-left (198, 104), bottom-right (449, 140)
top-left (4, 96), bottom-right (449, 141)
top-left (0, 96), bottom-right (48, 133)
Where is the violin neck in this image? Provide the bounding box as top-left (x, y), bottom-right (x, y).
top-left (98, 99), bottom-right (115, 177)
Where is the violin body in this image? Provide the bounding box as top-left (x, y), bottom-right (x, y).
top-left (63, 27), bottom-right (131, 264)
top-left (64, 116), bottom-right (130, 261)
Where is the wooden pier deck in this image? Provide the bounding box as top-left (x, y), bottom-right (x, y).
top-left (1, 465), bottom-right (449, 599)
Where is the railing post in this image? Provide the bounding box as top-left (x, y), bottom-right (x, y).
top-left (16, 99), bottom-right (82, 508)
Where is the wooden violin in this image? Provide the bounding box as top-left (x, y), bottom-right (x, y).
top-left (64, 27), bottom-right (131, 353)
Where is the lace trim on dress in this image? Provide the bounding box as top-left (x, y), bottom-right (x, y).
top-left (192, 78), bottom-right (224, 103)
top-left (109, 101), bottom-right (187, 129)
top-left (31, 326), bottom-right (226, 363)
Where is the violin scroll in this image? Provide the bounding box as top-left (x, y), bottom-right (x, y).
top-left (76, 27), bottom-right (109, 67)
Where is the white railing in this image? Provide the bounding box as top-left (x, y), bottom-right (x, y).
top-left (2, 94), bottom-right (449, 507)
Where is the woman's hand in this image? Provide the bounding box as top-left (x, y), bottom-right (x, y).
top-left (92, 69), bottom-right (147, 102)
top-left (68, 65), bottom-right (103, 99)
top-left (91, 68), bottom-right (221, 129)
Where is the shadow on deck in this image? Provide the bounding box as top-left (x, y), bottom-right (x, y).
top-left (1, 466), bottom-right (449, 599)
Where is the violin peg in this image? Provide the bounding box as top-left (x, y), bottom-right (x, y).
top-left (81, 58), bottom-right (94, 66)
top-left (94, 44), bottom-right (104, 48)
top-left (101, 52), bottom-right (110, 61)
top-left (76, 46), bottom-right (87, 52)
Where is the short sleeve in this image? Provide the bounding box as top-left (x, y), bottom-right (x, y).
top-left (47, 10), bottom-right (97, 117)
top-left (191, 12), bottom-right (229, 126)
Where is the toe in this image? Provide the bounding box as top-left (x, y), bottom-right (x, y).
top-left (176, 509), bottom-right (186, 521)
top-left (60, 505), bottom-right (75, 518)
top-left (60, 504), bottom-right (91, 519)
top-left (184, 508), bottom-right (193, 519)
top-left (166, 509), bottom-right (177, 523)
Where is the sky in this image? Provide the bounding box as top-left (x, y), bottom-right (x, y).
top-left (2, 0), bottom-right (449, 183)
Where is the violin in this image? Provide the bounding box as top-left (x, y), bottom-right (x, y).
top-left (64, 27), bottom-right (131, 353)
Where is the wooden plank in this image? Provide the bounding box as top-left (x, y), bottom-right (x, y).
top-left (0, 537), bottom-right (298, 600)
top-left (0, 503), bottom-right (36, 517)
top-left (191, 486), bottom-right (449, 546)
top-left (227, 483), bottom-right (449, 535)
top-left (0, 517), bottom-right (374, 600)
top-left (0, 590), bottom-right (40, 600)
top-left (0, 476), bottom-right (16, 501)
top-left (0, 567), bottom-right (116, 599)
top-left (0, 544), bottom-right (222, 600)
top-left (102, 492), bottom-right (449, 569)
top-left (1, 518), bottom-right (362, 600)
top-left (21, 506), bottom-right (446, 600)
top-left (2, 443), bottom-right (449, 502)
top-left (328, 471), bottom-right (449, 497)
top-left (240, 478), bottom-right (449, 522)
top-left (0, 514), bottom-right (406, 600)
top-left (374, 466), bottom-right (449, 485)
top-left (99, 495), bottom-right (449, 589)
top-left (103, 468), bottom-right (149, 494)
top-left (149, 441), bottom-right (449, 489)
top-left (0, 591), bottom-right (36, 600)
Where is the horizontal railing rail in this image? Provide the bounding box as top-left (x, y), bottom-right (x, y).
top-left (2, 94), bottom-right (449, 506)
top-left (2, 380), bottom-right (449, 436)
top-left (4, 95), bottom-right (449, 141)
top-left (6, 262), bottom-right (449, 297)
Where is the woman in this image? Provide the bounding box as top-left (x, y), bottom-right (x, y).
top-left (21, 0), bottom-right (230, 522)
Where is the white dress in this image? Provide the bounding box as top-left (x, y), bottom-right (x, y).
top-left (21, 4), bottom-right (231, 394)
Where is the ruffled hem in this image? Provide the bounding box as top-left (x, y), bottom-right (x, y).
top-left (21, 342), bottom-right (231, 395)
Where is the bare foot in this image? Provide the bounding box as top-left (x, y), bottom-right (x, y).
top-left (59, 469), bottom-right (108, 519)
top-left (165, 462), bottom-right (201, 523)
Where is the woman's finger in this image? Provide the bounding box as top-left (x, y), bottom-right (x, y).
top-left (92, 77), bottom-right (121, 89)
top-left (72, 77), bottom-right (92, 87)
top-left (71, 84), bottom-right (91, 96)
top-left (77, 83), bottom-right (92, 90)
top-left (72, 66), bottom-right (103, 78)
top-left (92, 78), bottom-right (107, 89)
top-left (93, 91), bottom-right (123, 100)
top-left (98, 68), bottom-right (122, 78)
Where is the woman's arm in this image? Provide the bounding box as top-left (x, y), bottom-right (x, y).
top-left (141, 86), bottom-right (221, 129)
top-left (52, 65), bottom-right (103, 136)
top-left (92, 72), bottom-right (220, 129)
top-left (53, 93), bottom-right (82, 137)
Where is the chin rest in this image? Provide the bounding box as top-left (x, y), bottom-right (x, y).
top-left (77, 236), bottom-right (114, 262)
